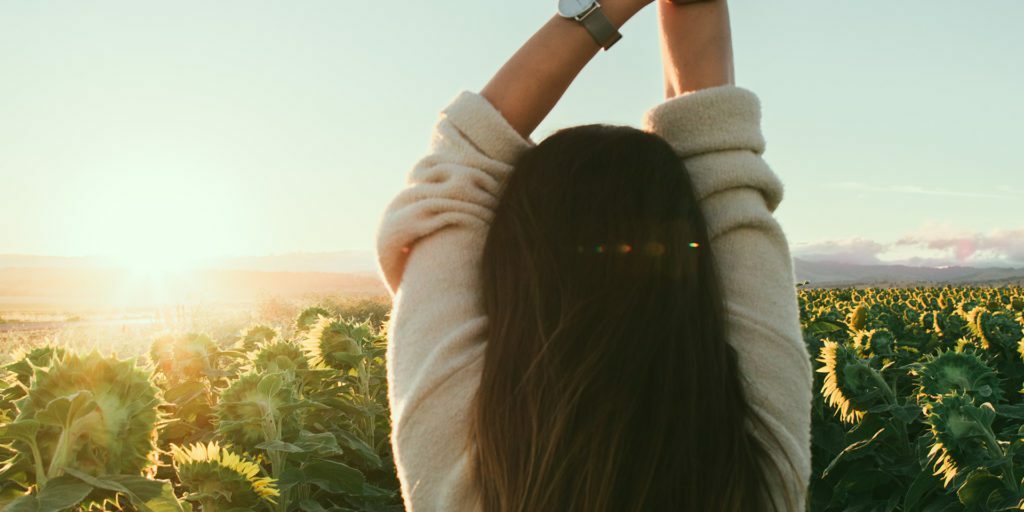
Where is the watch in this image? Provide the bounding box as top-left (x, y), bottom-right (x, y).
top-left (558, 0), bottom-right (623, 51)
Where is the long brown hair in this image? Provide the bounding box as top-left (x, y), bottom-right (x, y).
top-left (471, 124), bottom-right (802, 511)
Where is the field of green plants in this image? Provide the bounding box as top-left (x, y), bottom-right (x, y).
top-left (0, 298), bottom-right (399, 512)
top-left (1, 285), bottom-right (1023, 511)
top-left (805, 285), bottom-right (1024, 511)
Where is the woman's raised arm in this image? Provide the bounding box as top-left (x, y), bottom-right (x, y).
top-left (657, 0), bottom-right (735, 97)
top-left (645, 2), bottom-right (815, 507)
top-left (481, 0), bottom-right (652, 139)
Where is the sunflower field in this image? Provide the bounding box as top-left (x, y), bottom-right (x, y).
top-left (3, 285), bottom-right (1024, 511)
top-left (0, 303), bottom-right (402, 512)
top-left (805, 285), bottom-right (1024, 511)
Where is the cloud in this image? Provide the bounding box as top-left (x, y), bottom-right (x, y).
top-left (895, 227), bottom-right (1024, 266)
top-left (793, 226), bottom-right (1024, 268)
top-left (791, 238), bottom-right (888, 265)
top-left (830, 181), bottom-right (1022, 199)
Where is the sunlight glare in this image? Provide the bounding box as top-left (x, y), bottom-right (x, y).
top-left (111, 249), bottom-right (197, 276)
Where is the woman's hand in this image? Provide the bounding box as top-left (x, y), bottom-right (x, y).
top-left (657, 0), bottom-right (734, 98)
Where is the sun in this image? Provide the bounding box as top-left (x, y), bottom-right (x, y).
top-left (107, 248), bottom-right (198, 278)
top-left (99, 248), bottom-right (202, 307)
top-left (74, 169), bottom-right (248, 280)
top-left (118, 251), bottom-right (195, 275)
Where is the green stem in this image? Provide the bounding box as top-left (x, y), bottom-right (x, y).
top-left (981, 428), bottom-right (1018, 493)
top-left (270, 451), bottom-right (288, 512)
top-left (200, 497), bottom-right (220, 512)
top-left (870, 370), bottom-right (897, 406)
top-left (887, 417), bottom-right (912, 458)
top-left (28, 440), bottom-right (47, 488)
top-left (295, 484), bottom-right (310, 508)
top-left (359, 358), bottom-right (375, 449)
top-left (869, 369), bottom-right (913, 457)
top-left (46, 427), bottom-right (72, 480)
top-left (261, 409), bottom-right (289, 512)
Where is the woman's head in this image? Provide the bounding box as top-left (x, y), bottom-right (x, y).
top-left (472, 124), bottom-right (799, 511)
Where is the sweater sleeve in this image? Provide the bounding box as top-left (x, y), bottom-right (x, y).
top-left (374, 90), bottom-right (535, 509)
top-left (641, 86), bottom-right (814, 509)
top-left (376, 90), bottom-right (535, 297)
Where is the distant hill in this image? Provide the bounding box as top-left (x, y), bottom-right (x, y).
top-left (0, 252), bottom-right (380, 275)
top-left (793, 258), bottom-right (1024, 287)
top-left (0, 254), bottom-right (108, 269)
top-left (0, 266), bottom-right (387, 311)
top-left (209, 251), bottom-right (380, 275)
top-left (2, 253), bottom-right (1023, 307)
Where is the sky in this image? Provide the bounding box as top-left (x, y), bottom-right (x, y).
top-left (2, 0), bottom-right (1022, 268)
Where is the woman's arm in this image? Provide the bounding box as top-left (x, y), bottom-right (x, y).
top-left (657, 0), bottom-right (735, 97)
top-left (375, 4), bottom-right (650, 507)
top-left (482, 0), bottom-right (652, 139)
top-left (649, 3), bottom-right (813, 508)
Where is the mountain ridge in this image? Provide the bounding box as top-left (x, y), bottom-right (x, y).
top-left (3, 253), bottom-right (1024, 287)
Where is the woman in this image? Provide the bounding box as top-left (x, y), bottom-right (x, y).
top-left (374, 0), bottom-right (813, 510)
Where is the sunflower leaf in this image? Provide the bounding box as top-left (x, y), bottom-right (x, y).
top-left (822, 428), bottom-right (886, 479)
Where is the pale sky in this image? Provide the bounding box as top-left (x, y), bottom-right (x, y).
top-left (2, 1), bottom-right (1022, 267)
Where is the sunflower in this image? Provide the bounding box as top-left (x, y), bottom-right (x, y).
top-left (171, 441), bottom-right (279, 508)
top-left (966, 308), bottom-right (1022, 352)
top-left (239, 325), bottom-right (278, 352)
top-left (149, 333), bottom-right (218, 382)
top-left (851, 329), bottom-right (895, 357)
top-left (214, 371), bottom-right (301, 453)
top-left (0, 344), bottom-right (66, 418)
top-left (921, 394), bottom-right (998, 488)
top-left (7, 350), bottom-right (160, 508)
top-left (252, 339), bottom-right (309, 374)
top-left (913, 349), bottom-right (1002, 404)
top-left (3, 344), bottom-right (66, 387)
top-left (848, 303), bottom-right (869, 331)
top-left (295, 306), bottom-right (332, 333)
top-left (816, 340), bottom-right (885, 424)
top-left (954, 337), bottom-right (974, 353)
top-left (301, 316), bottom-right (368, 371)
top-left (936, 311), bottom-right (970, 342)
top-left (13, 350), bottom-right (159, 481)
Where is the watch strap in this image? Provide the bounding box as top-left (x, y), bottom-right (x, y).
top-left (579, 5), bottom-right (622, 51)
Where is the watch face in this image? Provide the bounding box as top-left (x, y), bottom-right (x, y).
top-left (558, 0), bottom-right (594, 18)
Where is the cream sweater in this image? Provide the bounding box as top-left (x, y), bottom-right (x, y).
top-left (375, 86), bottom-right (814, 511)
